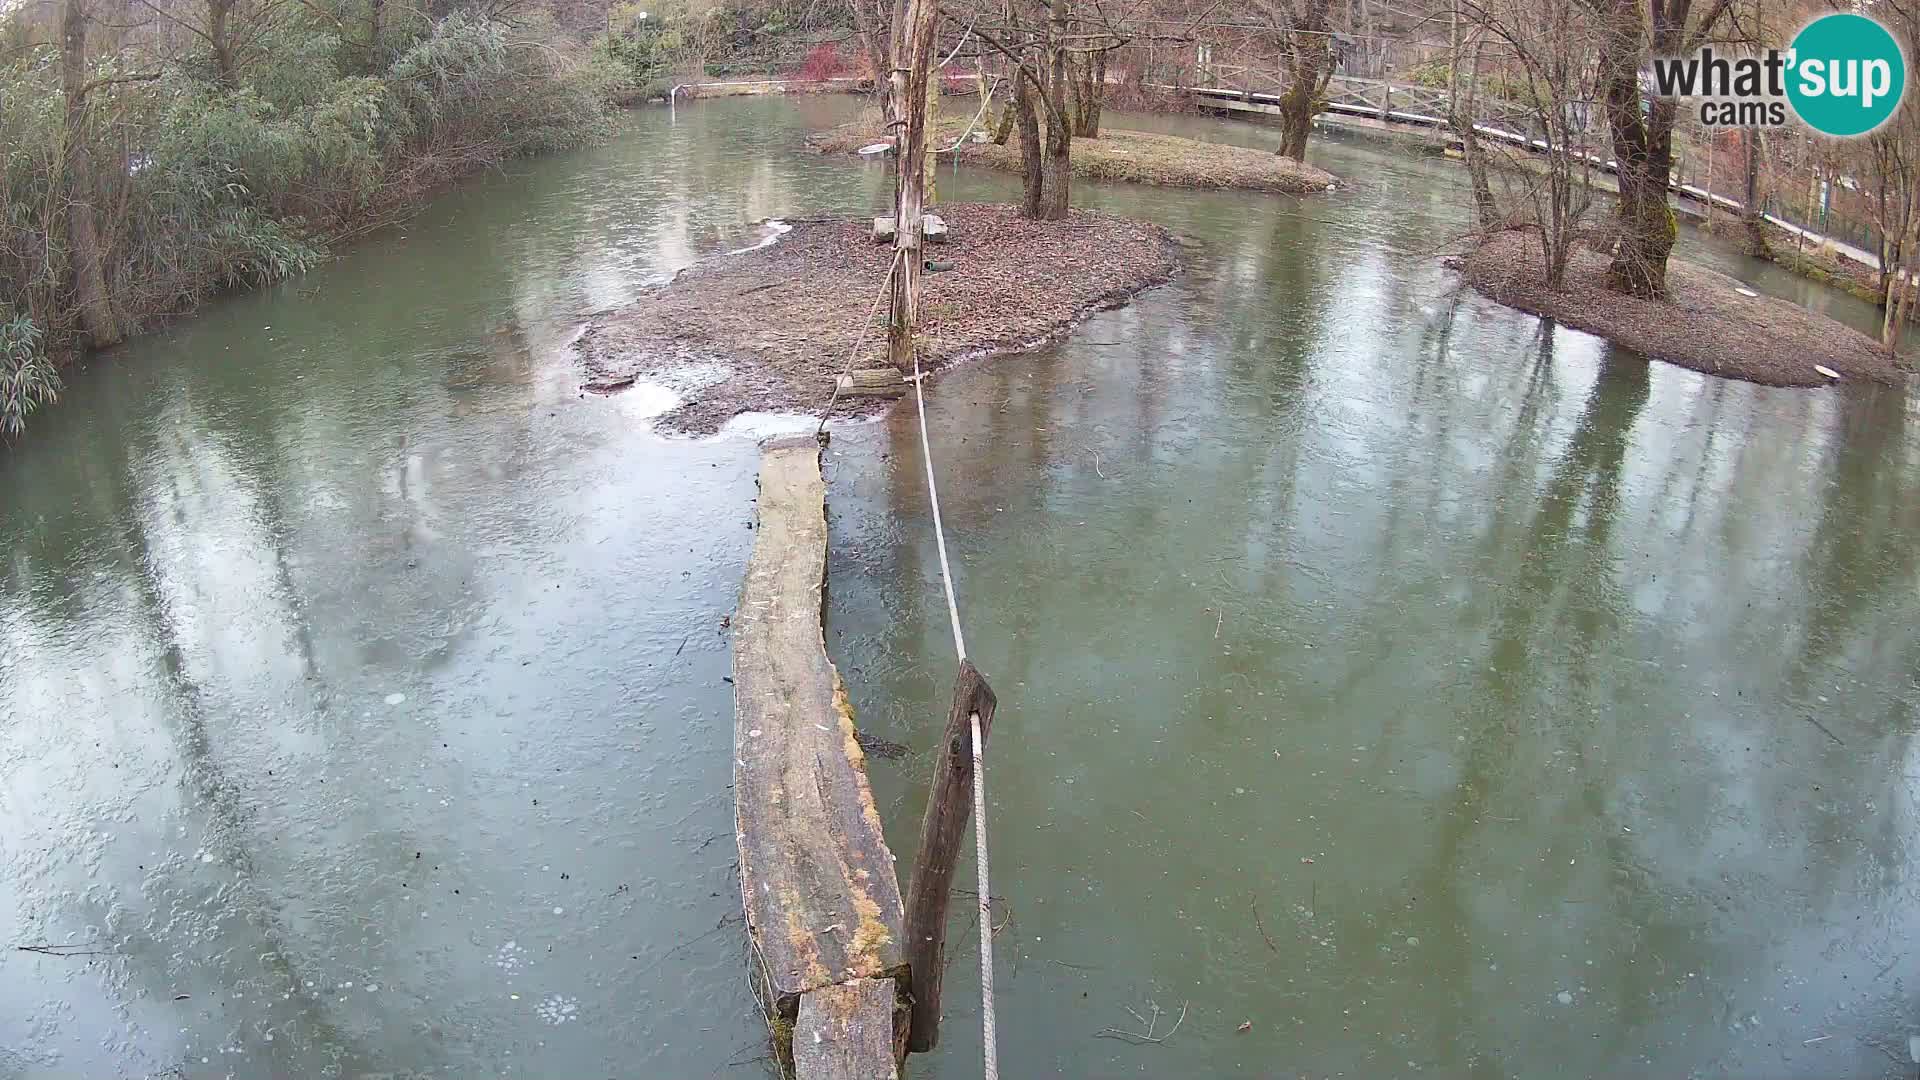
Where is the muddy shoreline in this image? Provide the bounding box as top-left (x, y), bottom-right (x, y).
top-left (1457, 229), bottom-right (1907, 387)
top-left (575, 203), bottom-right (1180, 433)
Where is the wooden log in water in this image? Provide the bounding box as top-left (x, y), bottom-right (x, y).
top-left (793, 979), bottom-right (906, 1079)
top-left (901, 659), bottom-right (997, 1053)
top-left (734, 435), bottom-right (907, 1074)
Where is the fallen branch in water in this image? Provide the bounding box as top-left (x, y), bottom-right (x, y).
top-left (16, 943), bottom-right (117, 957)
top-left (944, 890), bottom-right (1014, 971)
top-left (1096, 1000), bottom-right (1188, 1045)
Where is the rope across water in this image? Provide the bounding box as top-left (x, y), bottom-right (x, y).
top-left (816, 226), bottom-right (998, 1080)
top-left (909, 340), bottom-right (997, 1080)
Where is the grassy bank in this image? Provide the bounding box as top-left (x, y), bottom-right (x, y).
top-left (808, 107), bottom-right (1339, 195)
top-left (0, 9), bottom-right (619, 439)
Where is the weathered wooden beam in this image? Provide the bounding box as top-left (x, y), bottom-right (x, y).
top-left (734, 436), bottom-right (907, 1063)
top-left (794, 979), bottom-right (906, 1080)
top-left (836, 368), bottom-right (908, 399)
top-left (901, 659), bottom-right (998, 1054)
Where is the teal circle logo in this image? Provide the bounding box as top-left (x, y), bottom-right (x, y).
top-left (1787, 13), bottom-right (1906, 137)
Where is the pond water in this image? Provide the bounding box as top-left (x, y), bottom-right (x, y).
top-left (1, 95), bottom-right (1916, 1079)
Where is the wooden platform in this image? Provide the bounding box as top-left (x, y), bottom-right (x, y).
top-left (734, 435), bottom-right (907, 1076)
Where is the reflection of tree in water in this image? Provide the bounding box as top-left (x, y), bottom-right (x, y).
top-left (1483, 344), bottom-right (1651, 700)
top-left (1387, 343), bottom-right (1702, 1074)
top-left (442, 319), bottom-right (540, 417)
top-left (1785, 385), bottom-right (1920, 701)
top-left (1225, 209), bottom-right (1328, 395)
top-left (70, 422), bottom-right (375, 1078)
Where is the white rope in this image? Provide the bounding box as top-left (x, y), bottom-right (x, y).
top-left (909, 338), bottom-right (995, 1079)
top-left (938, 74), bottom-right (1001, 154)
top-left (938, 25), bottom-right (974, 71)
top-left (970, 711), bottom-right (997, 1080)
top-left (816, 250), bottom-right (905, 437)
top-left (909, 347), bottom-right (968, 663)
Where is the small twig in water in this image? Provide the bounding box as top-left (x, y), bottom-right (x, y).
top-left (633, 912), bottom-right (742, 975)
top-left (1250, 896), bottom-right (1279, 953)
top-left (1803, 715), bottom-right (1846, 746)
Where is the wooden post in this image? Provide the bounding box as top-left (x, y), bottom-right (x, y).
top-left (901, 659), bottom-right (997, 1053)
top-left (887, 0), bottom-right (938, 373)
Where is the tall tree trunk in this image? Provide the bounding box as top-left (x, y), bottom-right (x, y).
top-left (850, 0), bottom-right (893, 126)
top-left (1703, 135), bottom-right (1715, 229)
top-left (1449, 17), bottom-right (1498, 230)
top-left (1276, 75), bottom-right (1315, 160)
top-left (1873, 154), bottom-right (1898, 301)
top-left (885, 0), bottom-right (938, 372)
top-left (1884, 177), bottom-right (1920, 354)
top-left (1275, 0), bottom-right (1332, 163)
top-left (1885, 265), bottom-right (1909, 355)
top-left (1739, 128), bottom-right (1769, 257)
top-left (1013, 66), bottom-right (1042, 216)
top-left (1070, 51), bottom-right (1105, 137)
top-left (60, 0), bottom-right (122, 351)
top-left (368, 0), bottom-right (383, 64)
top-left (1091, 53), bottom-right (1107, 136)
top-left (989, 98), bottom-right (1015, 144)
top-left (209, 0), bottom-right (236, 86)
top-left (1596, 0), bottom-right (1675, 299)
top-left (1037, 0), bottom-right (1071, 219)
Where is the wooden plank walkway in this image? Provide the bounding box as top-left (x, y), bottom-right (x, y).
top-left (733, 435), bottom-right (907, 1076)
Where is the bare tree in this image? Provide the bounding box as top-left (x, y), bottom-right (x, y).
top-left (1066, 36), bottom-right (1105, 134)
top-left (1251, 0), bottom-right (1335, 161)
top-left (1447, 0), bottom-right (1498, 229)
top-left (130, 0), bottom-right (287, 85)
top-left (60, 0), bottom-right (123, 349)
top-left (849, 0), bottom-right (895, 121)
top-left (957, 0), bottom-right (1077, 218)
top-left (1456, 0), bottom-right (1601, 286)
top-left (1584, 0), bottom-right (1734, 298)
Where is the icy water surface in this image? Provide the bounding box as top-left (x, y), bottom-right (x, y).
top-left (3, 95), bottom-right (1917, 1079)
top-left (828, 117), bottom-right (1920, 1079)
